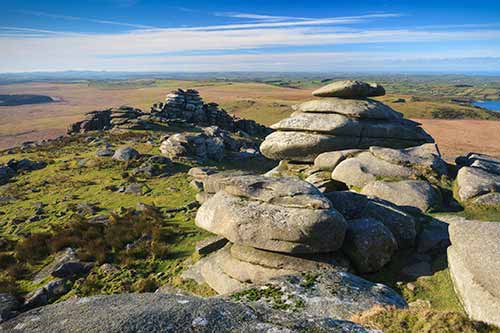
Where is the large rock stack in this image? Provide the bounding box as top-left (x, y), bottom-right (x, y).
top-left (151, 89), bottom-right (270, 137)
top-left (185, 175), bottom-right (349, 294)
top-left (260, 80), bottom-right (433, 162)
top-left (260, 80), bottom-right (448, 213)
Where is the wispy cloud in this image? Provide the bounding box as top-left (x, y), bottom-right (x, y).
top-left (14, 10), bottom-right (157, 29)
top-left (213, 12), bottom-right (312, 22)
top-left (1, 10), bottom-right (500, 72)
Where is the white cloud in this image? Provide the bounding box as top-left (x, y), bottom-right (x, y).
top-left (1, 11), bottom-right (500, 72)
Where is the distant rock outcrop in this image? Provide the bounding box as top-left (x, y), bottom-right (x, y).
top-left (151, 89), bottom-right (271, 137)
top-left (68, 89), bottom-right (271, 137)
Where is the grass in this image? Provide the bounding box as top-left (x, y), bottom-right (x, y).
top-left (352, 305), bottom-right (500, 333)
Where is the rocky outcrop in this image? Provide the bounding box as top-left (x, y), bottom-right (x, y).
top-left (151, 89), bottom-right (271, 137)
top-left (455, 152), bottom-right (500, 207)
top-left (260, 81), bottom-right (433, 162)
top-left (67, 106), bottom-right (145, 134)
top-left (448, 219), bottom-right (500, 327)
top-left (0, 158), bottom-right (47, 185)
top-left (0, 292), bottom-right (382, 333)
top-left (160, 126), bottom-right (261, 162)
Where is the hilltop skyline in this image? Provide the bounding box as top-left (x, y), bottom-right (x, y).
top-left (1, 0), bottom-right (500, 73)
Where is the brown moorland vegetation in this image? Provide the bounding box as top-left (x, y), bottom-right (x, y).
top-left (1, 81), bottom-right (499, 160)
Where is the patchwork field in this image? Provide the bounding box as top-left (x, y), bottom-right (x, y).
top-left (0, 79), bottom-right (499, 160)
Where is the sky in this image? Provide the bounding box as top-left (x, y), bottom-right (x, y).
top-left (1, 0), bottom-right (500, 73)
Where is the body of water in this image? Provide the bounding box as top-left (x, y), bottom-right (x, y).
top-left (472, 100), bottom-right (500, 112)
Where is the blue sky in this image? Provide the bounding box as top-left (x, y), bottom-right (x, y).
top-left (1, 0), bottom-right (500, 73)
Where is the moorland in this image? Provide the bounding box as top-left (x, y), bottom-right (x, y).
top-left (1, 74), bottom-right (500, 158)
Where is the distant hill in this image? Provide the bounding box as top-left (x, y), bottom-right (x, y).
top-left (0, 94), bottom-right (55, 106)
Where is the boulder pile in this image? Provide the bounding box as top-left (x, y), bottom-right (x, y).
top-left (184, 174), bottom-right (420, 294)
top-left (455, 152), bottom-right (500, 207)
top-left (67, 106), bottom-right (148, 133)
top-left (160, 126), bottom-right (261, 162)
top-left (0, 158), bottom-right (47, 185)
top-left (151, 89), bottom-right (271, 137)
top-left (260, 80), bottom-right (433, 162)
top-left (185, 175), bottom-right (349, 294)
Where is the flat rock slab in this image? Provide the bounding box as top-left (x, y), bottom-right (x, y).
top-left (230, 243), bottom-right (350, 272)
top-left (260, 131), bottom-right (428, 162)
top-left (216, 245), bottom-right (298, 284)
top-left (293, 98), bottom-right (401, 120)
top-left (200, 249), bottom-right (248, 294)
top-left (448, 220), bottom-right (500, 327)
top-left (311, 80), bottom-right (385, 99)
top-left (196, 191), bottom-right (346, 253)
top-left (456, 166), bottom-right (500, 201)
top-left (232, 270), bottom-right (407, 322)
top-left (271, 113), bottom-right (429, 141)
top-left (0, 293), bottom-right (378, 333)
top-left (361, 180), bottom-right (440, 213)
top-left (331, 151), bottom-right (414, 189)
top-left (221, 175), bottom-right (332, 209)
top-left (369, 144), bottom-right (447, 176)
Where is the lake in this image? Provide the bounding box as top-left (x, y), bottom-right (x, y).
top-left (472, 100), bottom-right (500, 112)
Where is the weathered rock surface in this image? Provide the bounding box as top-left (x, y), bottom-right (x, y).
top-left (112, 146), bottom-right (140, 162)
top-left (0, 294), bottom-right (19, 322)
top-left (314, 149), bottom-right (363, 171)
top-left (369, 143), bottom-right (447, 176)
top-left (221, 175), bottom-right (332, 209)
top-left (361, 180), bottom-right (440, 212)
top-left (196, 190), bottom-right (346, 253)
top-left (332, 151), bottom-right (414, 188)
top-left (293, 98), bottom-right (402, 119)
top-left (273, 112), bottom-right (431, 141)
top-left (342, 218), bottom-right (397, 273)
top-left (312, 80), bottom-right (385, 99)
top-left (448, 220), bottom-right (500, 327)
top-left (230, 243), bottom-right (350, 272)
top-left (1, 292), bottom-right (379, 333)
top-left (260, 131), bottom-right (428, 162)
top-left (326, 191), bottom-right (417, 248)
top-left (456, 166), bottom-right (500, 201)
top-left (234, 270), bottom-right (407, 321)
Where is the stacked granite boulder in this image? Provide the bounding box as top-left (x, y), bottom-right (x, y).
top-left (184, 175), bottom-right (350, 294)
top-left (183, 173), bottom-right (422, 295)
top-left (260, 80), bottom-right (447, 212)
top-left (260, 80), bottom-right (433, 163)
top-left (455, 153), bottom-right (500, 207)
top-left (151, 89), bottom-right (270, 137)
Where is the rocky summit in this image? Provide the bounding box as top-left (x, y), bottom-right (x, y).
top-left (260, 81), bottom-right (433, 162)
